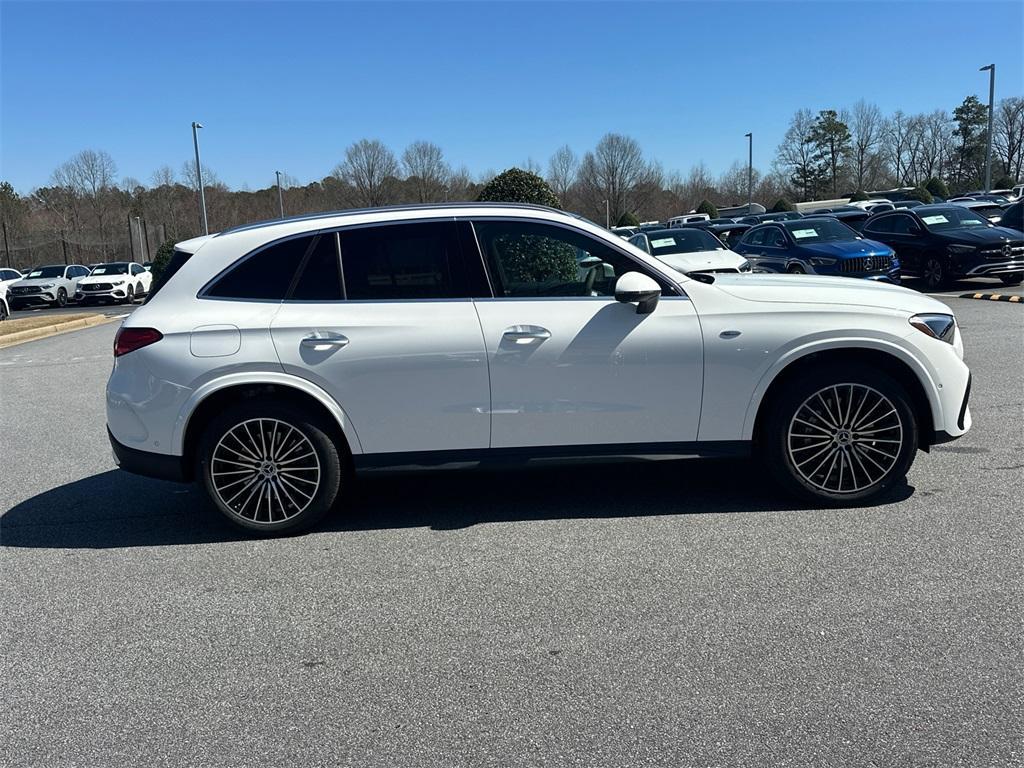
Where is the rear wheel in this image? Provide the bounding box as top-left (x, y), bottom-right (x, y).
top-left (922, 256), bottom-right (949, 291)
top-left (998, 273), bottom-right (1022, 286)
top-left (760, 364), bottom-right (918, 504)
top-left (197, 401), bottom-right (345, 534)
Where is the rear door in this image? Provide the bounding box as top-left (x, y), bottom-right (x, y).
top-left (270, 221), bottom-right (491, 455)
top-left (469, 218), bottom-right (702, 449)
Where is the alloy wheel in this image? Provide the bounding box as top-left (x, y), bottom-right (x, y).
top-left (923, 258), bottom-right (944, 289)
top-left (787, 383), bottom-right (904, 494)
top-left (210, 418), bottom-right (322, 525)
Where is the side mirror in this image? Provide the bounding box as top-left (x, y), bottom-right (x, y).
top-left (614, 271), bottom-right (661, 315)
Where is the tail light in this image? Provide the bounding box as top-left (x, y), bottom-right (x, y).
top-left (114, 327), bottom-right (163, 357)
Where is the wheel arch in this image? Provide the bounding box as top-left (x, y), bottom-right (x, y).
top-left (175, 374), bottom-right (363, 480)
top-left (747, 343), bottom-right (940, 450)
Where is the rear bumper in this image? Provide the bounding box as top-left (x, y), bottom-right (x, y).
top-left (108, 428), bottom-right (188, 483)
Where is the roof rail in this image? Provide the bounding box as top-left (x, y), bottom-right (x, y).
top-left (216, 201), bottom-right (568, 237)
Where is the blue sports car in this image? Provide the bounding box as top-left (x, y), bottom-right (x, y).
top-left (732, 217), bottom-right (900, 283)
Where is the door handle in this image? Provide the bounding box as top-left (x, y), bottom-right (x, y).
top-left (301, 333), bottom-right (349, 350)
top-left (502, 325), bottom-right (551, 343)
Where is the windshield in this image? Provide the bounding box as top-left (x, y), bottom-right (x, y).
top-left (25, 266), bottom-right (64, 279)
top-left (90, 263), bottom-right (130, 275)
top-left (647, 230), bottom-right (725, 255)
top-left (782, 219), bottom-right (857, 243)
top-left (919, 207), bottom-right (990, 231)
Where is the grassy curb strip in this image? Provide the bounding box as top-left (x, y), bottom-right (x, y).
top-left (0, 313), bottom-right (121, 349)
top-left (958, 292), bottom-right (1023, 303)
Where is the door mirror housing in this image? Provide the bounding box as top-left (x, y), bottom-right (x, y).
top-left (614, 271), bottom-right (661, 315)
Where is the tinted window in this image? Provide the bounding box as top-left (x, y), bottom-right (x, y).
top-left (291, 234), bottom-right (343, 301)
top-left (340, 221), bottom-right (465, 300)
top-left (888, 215), bottom-right (918, 235)
top-left (0, 270), bottom-right (18, 280)
top-left (474, 219), bottom-right (652, 298)
top-left (206, 235), bottom-right (312, 300)
top-left (764, 228), bottom-right (787, 247)
top-left (91, 263), bottom-right (130, 275)
top-left (743, 228), bottom-right (767, 247)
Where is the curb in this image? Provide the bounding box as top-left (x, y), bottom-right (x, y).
top-left (0, 314), bottom-right (122, 349)
top-left (958, 292), bottom-right (1023, 303)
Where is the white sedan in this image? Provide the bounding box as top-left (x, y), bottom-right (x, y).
top-left (76, 261), bottom-right (153, 304)
top-left (629, 228), bottom-right (751, 275)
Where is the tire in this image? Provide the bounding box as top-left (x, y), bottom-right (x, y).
top-left (123, 285), bottom-right (135, 305)
top-left (759, 364), bottom-right (918, 505)
top-left (922, 256), bottom-right (949, 291)
top-left (787, 264), bottom-right (806, 274)
top-left (998, 273), bottom-right (1022, 286)
top-left (0, 302), bottom-right (8, 321)
top-left (135, 281), bottom-right (145, 300)
top-left (197, 401), bottom-right (344, 534)
top-left (54, 288), bottom-right (67, 308)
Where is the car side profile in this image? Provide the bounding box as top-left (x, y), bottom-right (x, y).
top-left (8, 264), bottom-right (90, 308)
top-left (76, 261), bottom-right (153, 304)
top-left (732, 218), bottom-right (900, 283)
top-left (107, 203), bottom-right (972, 534)
top-left (861, 205), bottom-right (1024, 289)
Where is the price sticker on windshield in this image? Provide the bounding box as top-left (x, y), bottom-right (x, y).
top-left (650, 238), bottom-right (676, 248)
top-left (792, 229), bottom-right (818, 239)
top-left (921, 215), bottom-right (948, 225)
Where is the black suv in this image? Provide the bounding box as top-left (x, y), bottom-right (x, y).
top-left (998, 200), bottom-right (1023, 234)
top-left (861, 205), bottom-right (1024, 289)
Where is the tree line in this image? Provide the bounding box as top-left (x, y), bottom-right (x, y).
top-left (2, 93), bottom-right (1020, 271)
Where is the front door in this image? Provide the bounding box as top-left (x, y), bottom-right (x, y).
top-left (271, 222), bottom-right (491, 455)
top-left (470, 218), bottom-right (703, 449)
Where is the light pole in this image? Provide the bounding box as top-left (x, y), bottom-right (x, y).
top-left (745, 132), bottom-right (753, 211)
top-left (135, 216), bottom-right (145, 263)
top-left (603, 199), bottom-right (610, 229)
top-left (980, 64), bottom-right (995, 193)
top-left (275, 170), bottom-right (285, 218)
top-left (191, 121), bottom-right (208, 234)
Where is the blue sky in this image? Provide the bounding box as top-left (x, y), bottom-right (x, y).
top-left (2, 0), bottom-right (1022, 193)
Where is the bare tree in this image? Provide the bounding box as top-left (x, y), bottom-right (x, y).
top-left (994, 96), bottom-right (1024, 182)
top-left (775, 109), bottom-right (825, 200)
top-left (333, 139), bottom-right (399, 207)
top-left (883, 111), bottom-right (914, 186)
top-left (401, 141), bottom-right (450, 203)
top-left (546, 145), bottom-right (578, 204)
top-left (849, 100), bottom-right (884, 191)
top-left (51, 149), bottom-right (118, 256)
top-left (577, 133), bottom-right (657, 223)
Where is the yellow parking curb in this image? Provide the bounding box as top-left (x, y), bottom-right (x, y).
top-left (959, 292), bottom-right (1023, 303)
top-left (0, 314), bottom-right (122, 349)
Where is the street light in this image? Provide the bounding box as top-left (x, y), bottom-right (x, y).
top-left (980, 64), bottom-right (995, 193)
top-left (135, 216), bottom-right (145, 263)
top-left (191, 121), bottom-right (209, 235)
top-left (275, 170), bottom-right (285, 219)
top-left (745, 132), bottom-right (753, 211)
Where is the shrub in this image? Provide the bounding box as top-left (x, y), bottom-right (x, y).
top-left (994, 175), bottom-right (1016, 190)
top-left (906, 187), bottom-right (934, 204)
top-left (616, 211), bottom-right (640, 228)
top-left (695, 199), bottom-right (718, 219)
top-left (770, 197), bottom-right (795, 213)
top-left (476, 168), bottom-right (561, 208)
top-left (849, 190), bottom-right (869, 202)
top-left (149, 239), bottom-right (176, 283)
top-left (925, 177), bottom-right (950, 199)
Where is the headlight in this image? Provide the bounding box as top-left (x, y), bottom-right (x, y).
top-left (910, 313), bottom-right (956, 343)
top-left (809, 257), bottom-right (837, 266)
top-left (948, 244), bottom-right (976, 254)
top-left (112, 279), bottom-right (126, 285)
top-left (40, 283), bottom-right (54, 289)
top-left (739, 260), bottom-right (751, 272)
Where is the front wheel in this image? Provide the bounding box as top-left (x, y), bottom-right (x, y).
top-left (123, 285), bottom-right (135, 305)
top-left (998, 273), bottom-right (1022, 286)
top-left (53, 288), bottom-right (68, 308)
top-left (922, 256), bottom-right (949, 291)
top-left (787, 264), bottom-right (806, 274)
top-left (197, 401), bottom-right (345, 534)
top-left (760, 365), bottom-right (918, 504)
top-left (0, 302), bottom-right (8, 321)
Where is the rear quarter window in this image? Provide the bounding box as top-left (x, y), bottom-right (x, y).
top-left (204, 236), bottom-right (314, 300)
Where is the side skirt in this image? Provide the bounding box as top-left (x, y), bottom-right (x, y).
top-left (354, 441), bottom-right (751, 472)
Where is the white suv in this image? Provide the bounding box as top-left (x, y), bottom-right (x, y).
top-left (107, 203), bottom-right (972, 533)
top-left (9, 264), bottom-right (90, 308)
top-left (76, 261), bottom-right (153, 304)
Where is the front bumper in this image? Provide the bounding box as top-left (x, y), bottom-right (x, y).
top-left (10, 293), bottom-right (54, 307)
top-left (77, 287), bottom-right (128, 302)
top-left (962, 259), bottom-right (1024, 277)
top-left (109, 428), bottom-right (188, 483)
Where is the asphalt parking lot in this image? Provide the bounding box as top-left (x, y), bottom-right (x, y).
top-left (1, 297), bottom-right (1021, 767)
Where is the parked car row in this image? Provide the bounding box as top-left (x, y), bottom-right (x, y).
top-left (1, 262), bottom-right (153, 313)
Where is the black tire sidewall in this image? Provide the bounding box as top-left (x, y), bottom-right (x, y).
top-left (761, 364), bottom-right (918, 504)
top-left (56, 288), bottom-right (67, 307)
top-left (923, 256), bottom-right (947, 290)
top-left (197, 401), bottom-right (344, 534)
top-left (998, 273), bottom-right (1022, 286)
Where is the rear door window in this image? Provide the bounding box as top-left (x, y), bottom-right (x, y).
top-left (291, 234), bottom-right (343, 301)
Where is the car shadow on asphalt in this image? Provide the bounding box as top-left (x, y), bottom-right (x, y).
top-left (1, 459), bottom-right (915, 549)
